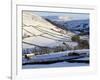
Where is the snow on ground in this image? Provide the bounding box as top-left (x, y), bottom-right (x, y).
top-left (80, 35), bottom-right (89, 41)
top-left (22, 11), bottom-right (75, 49)
top-left (23, 49), bottom-right (89, 60)
top-left (23, 36), bottom-right (62, 48)
top-left (22, 50), bottom-right (89, 69)
top-left (22, 49), bottom-right (89, 65)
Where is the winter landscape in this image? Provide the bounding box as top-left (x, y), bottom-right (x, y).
top-left (22, 11), bottom-right (89, 69)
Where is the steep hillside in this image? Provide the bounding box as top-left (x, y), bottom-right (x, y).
top-left (22, 12), bottom-right (75, 50)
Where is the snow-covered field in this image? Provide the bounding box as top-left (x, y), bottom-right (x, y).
top-left (22, 49), bottom-right (89, 62)
top-left (22, 49), bottom-right (89, 69)
top-left (22, 12), bottom-right (75, 49)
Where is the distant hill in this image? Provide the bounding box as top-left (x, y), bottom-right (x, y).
top-left (44, 17), bottom-right (89, 35)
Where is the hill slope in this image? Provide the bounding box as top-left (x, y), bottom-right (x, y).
top-left (22, 12), bottom-right (75, 49)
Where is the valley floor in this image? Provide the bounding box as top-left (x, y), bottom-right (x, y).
top-left (22, 49), bottom-right (89, 69)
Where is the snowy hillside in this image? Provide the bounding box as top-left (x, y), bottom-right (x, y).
top-left (22, 12), bottom-right (75, 49)
top-left (22, 12), bottom-right (89, 69)
top-left (63, 19), bottom-right (89, 35)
